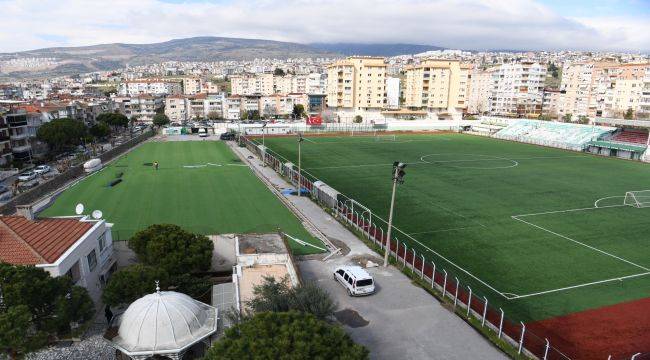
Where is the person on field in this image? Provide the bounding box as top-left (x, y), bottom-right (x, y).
top-left (154, 161), bottom-right (159, 170)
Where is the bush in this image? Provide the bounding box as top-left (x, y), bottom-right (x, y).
top-left (205, 312), bottom-right (369, 360)
top-left (102, 264), bottom-right (169, 307)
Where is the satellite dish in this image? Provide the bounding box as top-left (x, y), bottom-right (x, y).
top-left (75, 203), bottom-right (84, 215)
top-left (91, 210), bottom-right (103, 220)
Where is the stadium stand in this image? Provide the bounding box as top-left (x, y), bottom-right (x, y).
top-left (610, 129), bottom-right (649, 145)
top-left (468, 117), bottom-right (511, 135)
top-left (493, 120), bottom-right (615, 151)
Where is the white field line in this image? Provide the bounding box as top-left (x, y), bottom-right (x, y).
top-left (513, 204), bottom-right (627, 218)
top-left (302, 137), bottom-right (317, 143)
top-left (594, 195), bottom-right (625, 208)
top-left (512, 215), bottom-right (649, 271)
top-left (510, 271), bottom-right (650, 300)
top-left (408, 225), bottom-right (482, 235)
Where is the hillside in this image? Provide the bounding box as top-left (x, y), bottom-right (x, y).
top-left (309, 43), bottom-right (445, 56)
top-left (0, 37), bottom-right (339, 78)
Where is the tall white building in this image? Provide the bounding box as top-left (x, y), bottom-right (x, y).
top-left (467, 67), bottom-right (494, 114)
top-left (489, 62), bottom-right (546, 117)
top-left (386, 77), bottom-right (400, 109)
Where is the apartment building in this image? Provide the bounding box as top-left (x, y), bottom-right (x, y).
top-left (4, 110), bottom-right (33, 163)
top-left (467, 67), bottom-right (495, 114)
top-left (230, 73), bottom-right (275, 95)
top-left (260, 93), bottom-right (309, 117)
top-left (118, 79), bottom-right (182, 96)
top-left (386, 77), bottom-right (400, 109)
top-left (111, 95), bottom-right (164, 123)
top-left (541, 88), bottom-right (563, 118)
top-left (181, 77), bottom-right (203, 95)
top-left (640, 69), bottom-right (650, 118)
top-left (0, 114), bottom-right (10, 166)
top-left (0, 213), bottom-right (117, 306)
top-left (326, 57), bottom-right (387, 118)
top-left (164, 93), bottom-right (228, 122)
top-left (403, 59), bottom-right (470, 119)
top-left (489, 62), bottom-right (546, 117)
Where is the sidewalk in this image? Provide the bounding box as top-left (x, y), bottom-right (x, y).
top-left (229, 142), bottom-right (507, 360)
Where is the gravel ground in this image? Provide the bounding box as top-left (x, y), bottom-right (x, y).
top-left (23, 320), bottom-right (115, 360)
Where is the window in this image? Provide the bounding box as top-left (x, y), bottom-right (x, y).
top-left (98, 234), bottom-right (106, 252)
top-left (337, 269), bottom-right (345, 276)
top-left (87, 250), bottom-right (97, 272)
top-left (65, 261), bottom-right (81, 283)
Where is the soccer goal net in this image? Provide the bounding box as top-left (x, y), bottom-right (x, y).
top-left (375, 134), bottom-right (397, 142)
top-left (624, 190), bottom-right (650, 208)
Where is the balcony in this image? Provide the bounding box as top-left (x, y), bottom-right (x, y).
top-left (12, 144), bottom-right (31, 153)
top-left (10, 133), bottom-right (28, 141)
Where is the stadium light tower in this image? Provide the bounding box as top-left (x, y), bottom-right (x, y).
top-left (262, 122), bottom-right (267, 147)
top-left (297, 132), bottom-right (304, 196)
top-left (384, 161), bottom-right (407, 267)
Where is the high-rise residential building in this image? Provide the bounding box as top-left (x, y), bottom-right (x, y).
top-left (326, 57), bottom-right (387, 118)
top-left (111, 95), bottom-right (164, 123)
top-left (559, 62), bottom-right (650, 119)
top-left (386, 77), bottom-right (400, 109)
top-left (118, 79), bottom-right (182, 96)
top-left (640, 68), bottom-right (650, 119)
top-left (467, 66), bottom-right (495, 114)
top-left (489, 62), bottom-right (546, 117)
top-left (230, 74), bottom-right (274, 95)
top-left (403, 59), bottom-right (470, 119)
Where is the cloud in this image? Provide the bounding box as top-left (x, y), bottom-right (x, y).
top-left (0, 0), bottom-right (647, 53)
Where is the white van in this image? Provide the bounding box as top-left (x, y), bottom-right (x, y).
top-left (198, 128), bottom-right (208, 137)
top-left (333, 266), bottom-right (375, 296)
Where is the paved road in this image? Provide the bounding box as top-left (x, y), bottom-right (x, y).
top-left (232, 142), bottom-right (508, 360)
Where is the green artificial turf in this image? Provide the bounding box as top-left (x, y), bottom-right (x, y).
top-left (260, 133), bottom-right (650, 322)
top-left (40, 141), bottom-right (325, 256)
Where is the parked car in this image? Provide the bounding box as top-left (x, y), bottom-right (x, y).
top-left (333, 266), bottom-right (375, 296)
top-left (17, 171), bottom-right (37, 182)
top-left (198, 128), bottom-right (208, 137)
top-left (220, 131), bottom-right (236, 141)
top-left (33, 165), bottom-right (51, 175)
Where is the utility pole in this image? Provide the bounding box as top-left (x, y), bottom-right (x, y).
top-left (262, 122), bottom-right (267, 147)
top-left (384, 162), bottom-right (407, 267)
top-left (297, 132), bottom-right (304, 196)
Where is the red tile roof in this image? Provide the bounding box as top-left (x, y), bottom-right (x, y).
top-left (0, 216), bottom-right (95, 265)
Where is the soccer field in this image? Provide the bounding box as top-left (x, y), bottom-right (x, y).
top-left (260, 133), bottom-right (650, 322)
top-left (40, 141), bottom-right (325, 255)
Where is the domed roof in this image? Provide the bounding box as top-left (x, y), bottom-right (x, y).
top-left (111, 290), bottom-right (218, 356)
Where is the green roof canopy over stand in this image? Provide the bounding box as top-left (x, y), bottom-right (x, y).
top-left (587, 140), bottom-right (647, 153)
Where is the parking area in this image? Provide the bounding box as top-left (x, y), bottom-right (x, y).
top-left (300, 257), bottom-right (506, 360)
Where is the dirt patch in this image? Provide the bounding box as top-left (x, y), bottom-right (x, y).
top-left (334, 308), bottom-right (369, 328)
top-left (350, 254), bottom-right (382, 268)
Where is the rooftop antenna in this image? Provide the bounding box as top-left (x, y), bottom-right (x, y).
top-left (75, 203), bottom-right (84, 215)
top-left (91, 210), bottom-right (103, 220)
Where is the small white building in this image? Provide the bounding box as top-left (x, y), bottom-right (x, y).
top-left (0, 212), bottom-right (116, 305)
top-left (107, 289), bottom-right (218, 360)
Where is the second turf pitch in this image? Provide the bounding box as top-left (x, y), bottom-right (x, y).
top-left (259, 133), bottom-right (650, 322)
top-left (40, 141), bottom-right (325, 255)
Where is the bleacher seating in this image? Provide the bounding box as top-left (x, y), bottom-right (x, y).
top-left (494, 120), bottom-right (616, 151)
top-left (611, 130), bottom-right (648, 145)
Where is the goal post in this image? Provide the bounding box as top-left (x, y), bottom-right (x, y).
top-left (624, 190), bottom-right (650, 208)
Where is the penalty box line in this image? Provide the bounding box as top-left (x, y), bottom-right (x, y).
top-left (511, 215), bottom-right (649, 272)
top-left (509, 271), bottom-right (650, 300)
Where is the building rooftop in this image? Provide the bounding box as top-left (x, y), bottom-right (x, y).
top-left (237, 233), bottom-right (287, 255)
top-left (0, 215), bottom-right (95, 265)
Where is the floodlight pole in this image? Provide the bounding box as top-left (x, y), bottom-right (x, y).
top-left (383, 165), bottom-right (401, 267)
top-left (297, 133), bottom-right (303, 197)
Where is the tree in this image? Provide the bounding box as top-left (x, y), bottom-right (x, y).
top-left (205, 312), bottom-right (368, 360)
top-left (206, 111), bottom-right (223, 121)
top-left (244, 276), bottom-right (336, 321)
top-left (102, 264), bottom-right (169, 307)
top-left (292, 104), bottom-right (306, 119)
top-left (353, 115), bottom-right (363, 123)
top-left (97, 112), bottom-right (129, 128)
top-left (624, 108), bottom-right (634, 120)
top-left (562, 113), bottom-right (573, 122)
top-left (153, 113), bottom-right (171, 127)
top-left (577, 115), bottom-right (590, 124)
top-left (89, 122), bottom-right (111, 139)
top-left (0, 263), bottom-right (94, 341)
top-left (36, 118), bottom-right (88, 153)
top-left (0, 306), bottom-right (47, 360)
top-left (128, 224), bottom-right (213, 275)
top-left (273, 68), bottom-right (286, 76)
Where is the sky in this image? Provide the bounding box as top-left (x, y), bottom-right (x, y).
top-left (0, 0), bottom-right (648, 53)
